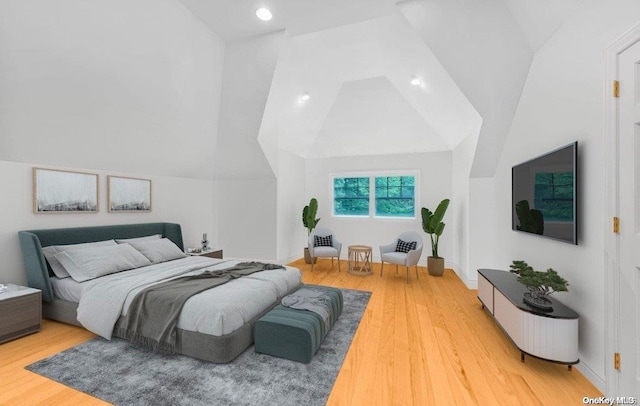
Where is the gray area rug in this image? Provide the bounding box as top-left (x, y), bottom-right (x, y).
top-left (26, 288), bottom-right (371, 406)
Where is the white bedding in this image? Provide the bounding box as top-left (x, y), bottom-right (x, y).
top-left (51, 276), bottom-right (83, 302)
top-left (53, 256), bottom-right (302, 339)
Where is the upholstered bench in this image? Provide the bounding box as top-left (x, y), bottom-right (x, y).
top-left (254, 285), bottom-right (343, 363)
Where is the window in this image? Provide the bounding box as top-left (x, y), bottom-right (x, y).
top-left (333, 177), bottom-right (369, 216)
top-left (375, 176), bottom-right (415, 217)
top-left (533, 172), bottom-right (574, 222)
top-left (333, 173), bottom-right (417, 218)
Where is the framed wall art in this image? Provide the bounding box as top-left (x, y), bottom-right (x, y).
top-left (33, 168), bottom-right (99, 213)
top-left (108, 176), bottom-right (152, 212)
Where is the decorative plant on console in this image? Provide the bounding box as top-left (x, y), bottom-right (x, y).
top-left (421, 198), bottom-right (450, 276)
top-left (302, 198), bottom-right (321, 264)
top-left (509, 260), bottom-right (569, 310)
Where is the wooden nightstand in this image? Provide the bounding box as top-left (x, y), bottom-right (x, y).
top-left (186, 249), bottom-right (223, 259)
top-left (0, 284), bottom-right (41, 344)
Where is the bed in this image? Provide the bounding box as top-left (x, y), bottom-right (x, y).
top-left (18, 222), bottom-right (302, 362)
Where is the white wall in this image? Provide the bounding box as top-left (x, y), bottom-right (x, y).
top-left (277, 150), bottom-right (307, 263)
top-left (304, 152), bottom-right (452, 263)
top-left (485, 0), bottom-right (640, 390)
top-left (0, 160), bottom-right (214, 286)
top-left (214, 178), bottom-right (277, 260)
top-left (213, 33), bottom-right (284, 261)
top-left (0, 0), bottom-right (224, 179)
top-left (467, 177), bottom-right (498, 284)
top-left (450, 129), bottom-right (481, 287)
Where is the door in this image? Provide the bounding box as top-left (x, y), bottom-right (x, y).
top-left (617, 39), bottom-right (640, 397)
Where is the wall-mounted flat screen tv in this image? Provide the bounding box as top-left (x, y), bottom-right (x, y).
top-left (512, 142), bottom-right (578, 244)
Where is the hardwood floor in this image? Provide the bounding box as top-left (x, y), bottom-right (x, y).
top-left (0, 260), bottom-right (602, 405)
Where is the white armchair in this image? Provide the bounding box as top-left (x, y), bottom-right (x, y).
top-left (308, 227), bottom-right (342, 271)
top-left (380, 231), bottom-right (423, 283)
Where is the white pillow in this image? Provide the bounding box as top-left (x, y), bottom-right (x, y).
top-left (42, 240), bottom-right (118, 279)
top-left (54, 244), bottom-right (152, 282)
top-left (126, 238), bottom-right (186, 264)
top-left (115, 234), bottom-right (162, 244)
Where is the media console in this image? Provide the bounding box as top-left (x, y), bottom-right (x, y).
top-left (477, 269), bottom-right (579, 370)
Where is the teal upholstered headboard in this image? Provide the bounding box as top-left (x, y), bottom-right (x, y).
top-left (18, 223), bottom-right (184, 302)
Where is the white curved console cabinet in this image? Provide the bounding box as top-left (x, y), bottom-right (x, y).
top-left (478, 269), bottom-right (579, 370)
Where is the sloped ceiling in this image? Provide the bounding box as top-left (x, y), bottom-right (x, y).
top-left (179, 0), bottom-right (581, 175)
top-left (311, 77), bottom-right (449, 158)
top-left (179, 0), bottom-right (399, 43)
top-left (257, 14), bottom-right (481, 167)
top-left (502, 0), bottom-right (584, 52)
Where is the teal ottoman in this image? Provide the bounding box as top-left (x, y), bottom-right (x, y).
top-left (254, 285), bottom-right (343, 363)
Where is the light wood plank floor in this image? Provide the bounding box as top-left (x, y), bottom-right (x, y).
top-left (0, 260), bottom-right (602, 405)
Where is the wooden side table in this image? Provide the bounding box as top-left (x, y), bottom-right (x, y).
top-left (348, 245), bottom-right (372, 276)
top-left (0, 284), bottom-right (41, 344)
top-left (186, 249), bottom-right (223, 259)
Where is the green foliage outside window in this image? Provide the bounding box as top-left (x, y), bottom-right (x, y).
top-left (375, 176), bottom-right (415, 217)
top-left (333, 175), bottom-right (416, 217)
top-left (533, 172), bottom-right (573, 222)
top-left (333, 177), bottom-right (369, 215)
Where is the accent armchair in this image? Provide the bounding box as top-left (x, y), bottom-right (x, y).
top-left (308, 227), bottom-right (342, 272)
top-left (379, 231), bottom-right (423, 283)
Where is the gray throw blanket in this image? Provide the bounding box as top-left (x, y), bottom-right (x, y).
top-left (281, 287), bottom-right (333, 334)
top-left (119, 262), bottom-right (283, 353)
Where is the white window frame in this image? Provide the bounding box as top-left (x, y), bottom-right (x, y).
top-left (331, 170), bottom-right (420, 219)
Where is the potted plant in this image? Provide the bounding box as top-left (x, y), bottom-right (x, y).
top-left (509, 260), bottom-right (569, 310)
top-left (302, 198), bottom-right (320, 264)
top-left (421, 198), bottom-right (450, 276)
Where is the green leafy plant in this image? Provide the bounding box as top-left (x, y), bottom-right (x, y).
top-left (302, 198), bottom-right (320, 235)
top-left (421, 199), bottom-right (450, 258)
top-left (515, 200), bottom-right (544, 235)
top-left (509, 260), bottom-right (569, 297)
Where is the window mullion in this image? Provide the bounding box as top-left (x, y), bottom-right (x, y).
top-left (370, 176), bottom-right (375, 218)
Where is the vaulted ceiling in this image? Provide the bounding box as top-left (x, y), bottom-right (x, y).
top-left (179, 0), bottom-right (583, 176)
top-left (257, 14), bottom-right (481, 164)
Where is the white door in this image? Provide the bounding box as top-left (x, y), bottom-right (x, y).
top-left (617, 39), bottom-right (640, 397)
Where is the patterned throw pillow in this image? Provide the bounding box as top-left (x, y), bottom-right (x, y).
top-left (395, 239), bottom-right (417, 253)
top-left (314, 235), bottom-right (333, 247)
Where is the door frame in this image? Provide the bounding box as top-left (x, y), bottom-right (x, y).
top-left (604, 22), bottom-right (640, 397)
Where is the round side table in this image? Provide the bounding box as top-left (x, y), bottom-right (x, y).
top-left (348, 245), bottom-right (372, 276)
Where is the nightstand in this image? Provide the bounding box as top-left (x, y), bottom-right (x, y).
top-left (0, 284), bottom-right (41, 344)
top-left (186, 249), bottom-right (223, 259)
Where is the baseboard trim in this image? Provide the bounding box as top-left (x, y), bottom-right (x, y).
top-left (446, 261), bottom-right (477, 289)
top-left (574, 361), bottom-right (607, 393)
top-left (575, 360), bottom-right (605, 393)
top-left (283, 256), bottom-right (476, 290)
top-left (279, 254), bottom-right (303, 265)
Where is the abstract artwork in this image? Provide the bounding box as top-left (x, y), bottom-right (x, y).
top-left (33, 168), bottom-right (98, 213)
top-left (108, 176), bottom-right (151, 212)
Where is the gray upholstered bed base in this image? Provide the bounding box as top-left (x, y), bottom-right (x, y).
top-left (19, 222), bottom-right (301, 363)
top-left (43, 292), bottom-right (300, 363)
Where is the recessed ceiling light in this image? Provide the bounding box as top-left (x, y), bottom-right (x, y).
top-left (256, 8), bottom-right (272, 21)
top-left (411, 77), bottom-right (422, 87)
top-left (298, 92), bottom-right (310, 103)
